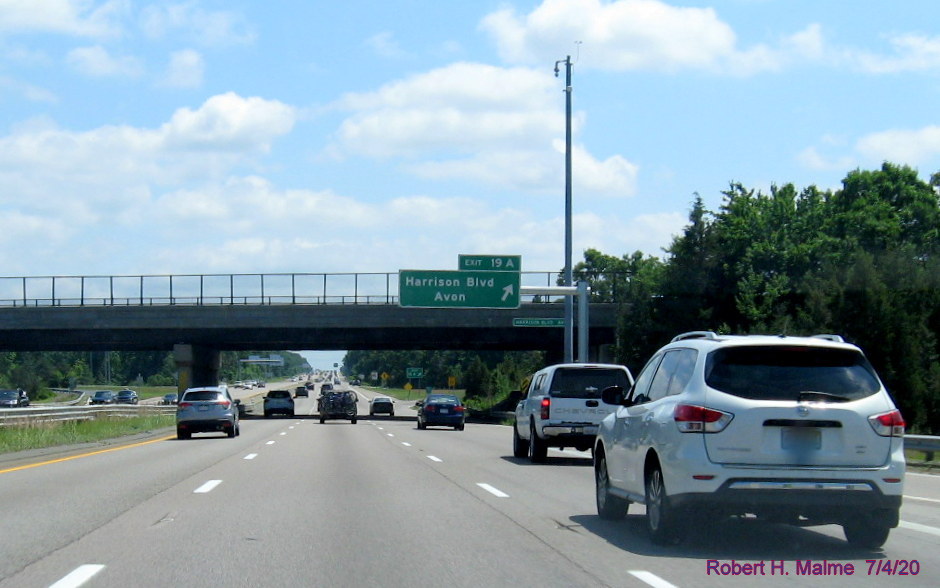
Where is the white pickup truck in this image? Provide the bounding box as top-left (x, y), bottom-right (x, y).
top-left (513, 363), bottom-right (633, 463)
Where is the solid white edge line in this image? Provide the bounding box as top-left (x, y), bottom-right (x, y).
top-left (476, 483), bottom-right (509, 498)
top-left (427, 456), bottom-right (442, 462)
top-left (244, 453), bottom-right (258, 460)
top-left (629, 570), bottom-right (678, 588)
top-left (194, 480), bottom-right (222, 494)
top-left (905, 494), bottom-right (940, 504)
top-left (899, 520), bottom-right (940, 537)
top-left (49, 564), bottom-right (106, 588)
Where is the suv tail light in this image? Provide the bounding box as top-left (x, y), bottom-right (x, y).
top-left (674, 404), bottom-right (733, 433)
top-left (868, 410), bottom-right (905, 437)
top-left (540, 397), bottom-right (551, 420)
top-left (178, 402), bottom-right (192, 409)
top-left (217, 400), bottom-right (231, 409)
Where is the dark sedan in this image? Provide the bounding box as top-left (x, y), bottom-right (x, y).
top-left (0, 389), bottom-right (29, 408)
top-left (90, 390), bottom-right (116, 405)
top-left (416, 394), bottom-right (465, 430)
top-left (115, 389), bottom-right (139, 404)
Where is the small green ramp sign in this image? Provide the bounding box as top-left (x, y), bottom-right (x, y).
top-left (399, 270), bottom-right (520, 309)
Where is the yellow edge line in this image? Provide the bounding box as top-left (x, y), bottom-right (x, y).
top-left (0, 435), bottom-right (176, 475)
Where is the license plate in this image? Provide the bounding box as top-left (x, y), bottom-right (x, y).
top-left (198, 405), bottom-right (210, 412)
top-left (572, 426), bottom-right (583, 434)
top-left (440, 408), bottom-right (449, 414)
top-left (781, 428), bottom-right (821, 451)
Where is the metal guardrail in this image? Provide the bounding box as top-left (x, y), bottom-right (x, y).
top-left (0, 405), bottom-right (176, 427)
top-left (904, 434), bottom-right (940, 461)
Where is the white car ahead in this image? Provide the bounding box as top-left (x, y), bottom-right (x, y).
top-left (594, 331), bottom-right (905, 548)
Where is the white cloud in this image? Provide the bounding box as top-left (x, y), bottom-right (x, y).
top-left (0, 0), bottom-right (126, 37)
top-left (366, 31), bottom-right (407, 59)
top-left (848, 33), bottom-right (940, 73)
top-left (331, 61), bottom-right (637, 196)
top-left (0, 76), bottom-right (58, 102)
top-left (855, 126), bottom-right (940, 166)
top-left (66, 45), bottom-right (142, 77)
top-left (160, 48), bottom-right (204, 88)
top-left (480, 0), bottom-right (739, 72)
top-left (139, 2), bottom-right (254, 46)
top-left (0, 93), bottom-right (297, 219)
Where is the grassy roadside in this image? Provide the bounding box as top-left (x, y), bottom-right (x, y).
top-left (0, 415), bottom-right (175, 455)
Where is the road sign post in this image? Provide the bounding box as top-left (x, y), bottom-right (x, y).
top-left (399, 270), bottom-right (520, 309)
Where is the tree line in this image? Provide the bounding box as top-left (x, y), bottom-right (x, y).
top-left (0, 350), bottom-right (310, 399)
top-left (346, 163), bottom-right (939, 433)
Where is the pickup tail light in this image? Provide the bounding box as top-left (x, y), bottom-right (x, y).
top-left (869, 410), bottom-right (905, 437)
top-left (674, 404), bottom-right (733, 433)
top-left (540, 397), bottom-right (551, 420)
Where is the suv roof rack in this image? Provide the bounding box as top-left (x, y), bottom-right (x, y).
top-left (671, 331), bottom-right (719, 343)
top-left (811, 334), bottom-right (845, 343)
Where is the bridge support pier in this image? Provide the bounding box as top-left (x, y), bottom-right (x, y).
top-left (174, 344), bottom-right (221, 392)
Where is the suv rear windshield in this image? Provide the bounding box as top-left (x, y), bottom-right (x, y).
top-left (704, 346), bottom-right (881, 401)
top-left (549, 368), bottom-right (631, 399)
top-left (183, 391), bottom-right (223, 402)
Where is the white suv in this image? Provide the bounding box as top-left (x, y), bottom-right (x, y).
top-left (593, 331), bottom-right (905, 548)
top-left (513, 363), bottom-right (634, 463)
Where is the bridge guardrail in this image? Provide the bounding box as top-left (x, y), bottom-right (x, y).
top-left (0, 271), bottom-right (621, 308)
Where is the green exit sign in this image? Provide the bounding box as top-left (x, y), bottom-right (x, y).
top-left (399, 270), bottom-right (521, 308)
top-left (458, 254), bottom-right (521, 272)
top-left (406, 367), bottom-right (424, 378)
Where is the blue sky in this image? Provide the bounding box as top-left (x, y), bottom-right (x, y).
top-left (2, 2), bottom-right (939, 305)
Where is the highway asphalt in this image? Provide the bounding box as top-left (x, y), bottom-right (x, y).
top-left (1, 382), bottom-right (938, 587)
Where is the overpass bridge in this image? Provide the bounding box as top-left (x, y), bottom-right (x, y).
top-left (0, 272), bottom-right (622, 388)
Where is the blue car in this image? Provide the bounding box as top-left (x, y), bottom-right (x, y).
top-left (416, 394), bottom-right (465, 431)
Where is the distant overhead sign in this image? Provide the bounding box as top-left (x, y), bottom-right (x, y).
top-left (399, 270), bottom-right (521, 309)
top-left (512, 318), bottom-right (565, 327)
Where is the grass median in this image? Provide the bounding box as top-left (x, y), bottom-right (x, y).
top-left (0, 414), bottom-right (175, 454)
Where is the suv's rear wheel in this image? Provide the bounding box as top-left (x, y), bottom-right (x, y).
top-left (645, 465), bottom-right (683, 544)
top-left (843, 520), bottom-right (891, 549)
top-left (595, 455), bottom-right (629, 519)
top-left (512, 422), bottom-right (529, 458)
top-left (528, 422), bottom-right (547, 463)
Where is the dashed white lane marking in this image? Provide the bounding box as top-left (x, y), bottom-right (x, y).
top-left (477, 483), bottom-right (509, 498)
top-left (906, 495), bottom-right (940, 504)
top-left (900, 520), bottom-right (940, 537)
top-left (266, 441), bottom-right (275, 445)
top-left (402, 442), bottom-right (412, 447)
top-left (387, 433), bottom-right (395, 437)
top-left (427, 456), bottom-right (442, 463)
top-left (289, 426), bottom-right (295, 430)
top-left (279, 432), bottom-right (287, 436)
top-left (244, 453), bottom-right (258, 460)
top-left (50, 565), bottom-right (105, 588)
top-left (629, 570), bottom-right (678, 588)
top-left (194, 480), bottom-right (222, 494)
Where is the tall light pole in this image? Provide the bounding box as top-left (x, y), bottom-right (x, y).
top-left (556, 55), bottom-right (574, 363)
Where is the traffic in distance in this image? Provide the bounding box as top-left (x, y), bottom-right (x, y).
top-left (1, 336), bottom-right (936, 587)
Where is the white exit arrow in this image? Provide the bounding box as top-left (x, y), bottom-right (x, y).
top-left (501, 284), bottom-right (514, 301)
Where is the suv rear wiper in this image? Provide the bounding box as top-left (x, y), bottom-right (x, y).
top-left (798, 390), bottom-right (851, 403)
